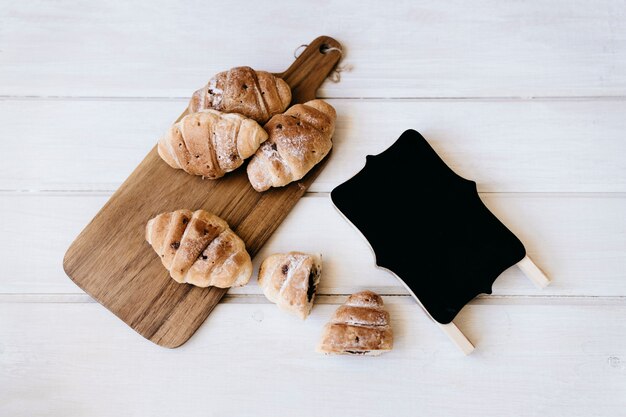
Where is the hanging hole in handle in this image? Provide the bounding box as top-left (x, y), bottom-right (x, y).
top-left (319, 43), bottom-right (341, 55)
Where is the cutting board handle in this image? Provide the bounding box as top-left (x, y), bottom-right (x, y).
top-left (63, 36), bottom-right (346, 348)
top-left (277, 36), bottom-right (343, 103)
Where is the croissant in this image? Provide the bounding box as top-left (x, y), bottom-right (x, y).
top-left (246, 99), bottom-right (336, 192)
top-left (258, 252), bottom-right (322, 319)
top-left (146, 209), bottom-right (252, 288)
top-left (157, 109), bottom-right (268, 179)
top-left (189, 66), bottom-right (292, 124)
top-left (317, 290), bottom-right (393, 356)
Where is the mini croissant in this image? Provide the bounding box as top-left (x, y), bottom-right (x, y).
top-left (258, 252), bottom-right (322, 319)
top-left (189, 66), bottom-right (292, 124)
top-left (158, 109), bottom-right (268, 179)
top-left (318, 291), bottom-right (393, 356)
top-left (247, 99), bottom-right (336, 192)
top-left (146, 209), bottom-right (252, 288)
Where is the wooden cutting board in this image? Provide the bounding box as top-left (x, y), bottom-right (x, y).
top-left (63, 36), bottom-right (342, 348)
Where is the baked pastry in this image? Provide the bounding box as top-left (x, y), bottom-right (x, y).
top-left (146, 209), bottom-right (252, 288)
top-left (189, 66), bottom-right (292, 124)
top-left (317, 290), bottom-right (393, 356)
top-left (157, 109), bottom-right (268, 179)
top-left (258, 252), bottom-right (321, 319)
top-left (246, 99), bottom-right (336, 192)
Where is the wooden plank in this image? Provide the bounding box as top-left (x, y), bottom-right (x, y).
top-left (2, 98), bottom-right (626, 192)
top-left (2, 1), bottom-right (626, 98)
top-left (2, 193), bottom-right (625, 297)
top-left (1, 301), bottom-right (624, 416)
top-left (316, 99), bottom-right (626, 193)
top-left (0, 98), bottom-right (180, 191)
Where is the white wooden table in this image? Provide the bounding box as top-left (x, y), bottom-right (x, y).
top-left (1, 1), bottom-right (625, 415)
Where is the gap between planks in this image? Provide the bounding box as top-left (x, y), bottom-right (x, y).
top-left (4, 95), bottom-right (626, 102)
top-left (1, 293), bottom-right (625, 306)
top-left (4, 190), bottom-right (626, 198)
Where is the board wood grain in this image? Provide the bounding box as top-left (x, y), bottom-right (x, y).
top-left (62, 36), bottom-right (342, 348)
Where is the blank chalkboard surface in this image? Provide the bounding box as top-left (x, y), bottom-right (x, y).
top-left (331, 129), bottom-right (529, 325)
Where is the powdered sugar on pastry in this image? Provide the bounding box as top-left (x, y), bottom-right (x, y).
top-left (246, 99), bottom-right (336, 192)
top-left (318, 290), bottom-right (393, 356)
top-left (157, 109), bottom-right (267, 179)
top-left (145, 209), bottom-right (252, 288)
top-left (258, 252), bottom-right (322, 319)
top-left (188, 66), bottom-right (291, 124)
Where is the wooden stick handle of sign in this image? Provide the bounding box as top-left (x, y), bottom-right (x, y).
top-left (517, 255), bottom-right (551, 289)
top-left (438, 322), bottom-right (475, 355)
top-left (404, 287), bottom-right (475, 355)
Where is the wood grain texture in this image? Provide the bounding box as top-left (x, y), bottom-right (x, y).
top-left (4, 193), bottom-right (626, 297)
top-left (1, 301), bottom-right (625, 417)
top-left (3, 99), bottom-right (626, 192)
top-left (62, 37), bottom-right (342, 348)
top-left (2, 0), bottom-right (626, 98)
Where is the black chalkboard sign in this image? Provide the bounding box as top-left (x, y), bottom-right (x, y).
top-left (331, 129), bottom-right (532, 325)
